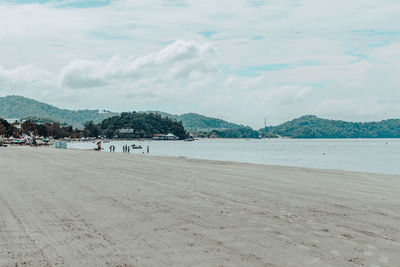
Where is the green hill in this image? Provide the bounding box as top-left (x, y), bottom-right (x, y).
top-left (0, 95), bottom-right (117, 127)
top-left (0, 96), bottom-right (243, 131)
top-left (209, 126), bottom-right (260, 139)
top-left (145, 111), bottom-right (244, 132)
top-left (260, 115), bottom-right (400, 138)
top-left (99, 112), bottom-right (188, 139)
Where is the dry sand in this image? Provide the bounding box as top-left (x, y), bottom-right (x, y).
top-left (0, 146), bottom-right (399, 266)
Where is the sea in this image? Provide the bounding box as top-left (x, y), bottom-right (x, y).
top-left (68, 138), bottom-right (400, 175)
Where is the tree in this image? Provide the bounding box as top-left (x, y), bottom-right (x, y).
top-left (84, 121), bottom-right (100, 137)
top-left (0, 118), bottom-right (16, 137)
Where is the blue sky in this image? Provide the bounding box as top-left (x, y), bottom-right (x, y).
top-left (1, 0), bottom-right (400, 127)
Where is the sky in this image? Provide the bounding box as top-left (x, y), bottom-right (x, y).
top-left (1, 0), bottom-right (400, 128)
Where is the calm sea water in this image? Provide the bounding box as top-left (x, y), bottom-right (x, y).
top-left (68, 138), bottom-right (400, 175)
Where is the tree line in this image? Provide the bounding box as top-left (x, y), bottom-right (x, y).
top-left (260, 115), bottom-right (400, 138)
top-left (1, 112), bottom-right (189, 140)
top-left (3, 113), bottom-right (400, 140)
top-left (0, 118), bottom-right (80, 138)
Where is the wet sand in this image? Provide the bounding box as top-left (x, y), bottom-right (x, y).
top-left (0, 146), bottom-right (399, 266)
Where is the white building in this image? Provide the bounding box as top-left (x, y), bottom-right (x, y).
top-left (119, 128), bottom-right (134, 134)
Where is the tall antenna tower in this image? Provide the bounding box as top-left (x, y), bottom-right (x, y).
top-left (264, 116), bottom-right (267, 128)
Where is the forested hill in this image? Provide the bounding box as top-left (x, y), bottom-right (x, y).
top-left (0, 95), bottom-right (117, 127)
top-left (145, 111), bottom-right (244, 131)
top-left (99, 112), bottom-right (188, 139)
top-left (260, 115), bottom-right (400, 138)
top-left (0, 96), bottom-right (243, 131)
top-left (3, 96), bottom-right (399, 139)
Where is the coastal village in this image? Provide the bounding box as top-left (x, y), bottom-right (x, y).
top-left (0, 117), bottom-right (181, 150)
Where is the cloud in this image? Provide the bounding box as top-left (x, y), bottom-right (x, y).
top-left (0, 64), bottom-right (52, 93)
top-left (316, 97), bottom-right (386, 117)
top-left (59, 60), bottom-right (107, 88)
top-left (59, 40), bottom-right (217, 89)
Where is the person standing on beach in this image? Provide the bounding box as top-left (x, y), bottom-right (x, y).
top-left (147, 145), bottom-right (149, 153)
top-left (127, 146), bottom-right (130, 153)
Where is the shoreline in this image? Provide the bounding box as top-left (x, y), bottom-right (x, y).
top-left (4, 144), bottom-right (400, 178)
top-left (68, 139), bottom-right (400, 176)
top-left (1, 146), bottom-right (399, 266)
top-left (11, 144), bottom-right (399, 176)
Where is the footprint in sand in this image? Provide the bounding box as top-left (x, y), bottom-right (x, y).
top-left (297, 243), bottom-right (310, 250)
top-left (379, 255), bottom-right (389, 264)
top-left (342, 239), bottom-right (356, 246)
top-left (306, 257), bottom-right (320, 264)
top-left (363, 250), bottom-right (373, 256)
top-left (331, 250), bottom-right (340, 256)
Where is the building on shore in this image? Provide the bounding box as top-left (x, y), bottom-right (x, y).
top-left (117, 128), bottom-right (135, 139)
top-left (152, 133), bottom-right (178, 140)
top-left (119, 128), bottom-right (135, 134)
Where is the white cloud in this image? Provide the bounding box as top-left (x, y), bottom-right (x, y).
top-left (59, 40), bottom-right (216, 89)
top-left (0, 64), bottom-right (53, 95)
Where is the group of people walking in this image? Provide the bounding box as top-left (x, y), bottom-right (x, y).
top-left (122, 144), bottom-right (130, 153)
top-left (108, 144), bottom-right (150, 154)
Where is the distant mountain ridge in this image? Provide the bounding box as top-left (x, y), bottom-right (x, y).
top-left (144, 111), bottom-right (244, 132)
top-left (2, 96), bottom-right (400, 138)
top-left (0, 95), bottom-right (117, 127)
top-left (260, 115), bottom-right (400, 138)
top-left (0, 96), bottom-right (243, 131)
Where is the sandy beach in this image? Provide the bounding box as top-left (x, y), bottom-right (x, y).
top-left (0, 146), bottom-right (399, 266)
